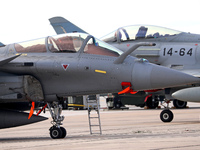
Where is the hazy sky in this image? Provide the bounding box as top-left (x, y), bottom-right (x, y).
top-left (1, 0), bottom-right (200, 44)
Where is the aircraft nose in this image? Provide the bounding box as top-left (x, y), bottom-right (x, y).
top-left (132, 62), bottom-right (200, 91)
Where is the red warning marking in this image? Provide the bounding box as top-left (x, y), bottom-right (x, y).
top-left (144, 94), bottom-right (152, 102)
top-left (127, 44), bottom-right (130, 47)
top-left (63, 65), bottom-right (68, 69)
top-left (62, 64), bottom-right (69, 71)
top-left (118, 82), bottom-right (137, 95)
top-left (28, 101), bottom-right (35, 119)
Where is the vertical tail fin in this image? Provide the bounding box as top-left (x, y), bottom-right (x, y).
top-left (49, 16), bottom-right (87, 34)
top-left (0, 42), bottom-right (5, 47)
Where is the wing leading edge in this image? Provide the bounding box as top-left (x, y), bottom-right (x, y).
top-left (0, 54), bottom-right (21, 66)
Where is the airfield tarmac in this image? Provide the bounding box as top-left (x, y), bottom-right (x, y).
top-left (0, 102), bottom-right (200, 150)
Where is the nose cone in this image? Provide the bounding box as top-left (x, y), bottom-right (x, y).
top-left (172, 87), bottom-right (200, 103)
top-left (132, 63), bottom-right (200, 91)
top-left (150, 65), bottom-right (200, 88)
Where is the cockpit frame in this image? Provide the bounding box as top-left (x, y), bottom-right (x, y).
top-left (14, 33), bottom-right (122, 57)
top-left (101, 25), bottom-right (182, 43)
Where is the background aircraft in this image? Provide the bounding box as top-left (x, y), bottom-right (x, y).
top-left (101, 25), bottom-right (200, 106)
top-left (0, 24), bottom-right (199, 139)
top-left (49, 16), bottom-right (200, 123)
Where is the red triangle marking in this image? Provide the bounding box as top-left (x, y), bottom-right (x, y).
top-left (63, 65), bottom-right (68, 69)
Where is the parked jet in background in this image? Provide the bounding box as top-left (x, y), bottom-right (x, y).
top-left (101, 25), bottom-right (200, 109)
top-left (0, 21), bottom-right (199, 139)
top-left (49, 16), bottom-right (200, 123)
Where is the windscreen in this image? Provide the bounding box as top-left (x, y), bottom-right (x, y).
top-left (101, 25), bottom-right (182, 42)
top-left (84, 37), bottom-right (122, 57)
top-left (48, 33), bottom-right (87, 53)
top-left (15, 38), bottom-right (46, 53)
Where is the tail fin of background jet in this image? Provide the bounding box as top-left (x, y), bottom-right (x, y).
top-left (0, 42), bottom-right (5, 47)
top-left (49, 17), bottom-right (87, 34)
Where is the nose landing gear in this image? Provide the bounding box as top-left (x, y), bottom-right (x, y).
top-left (160, 99), bottom-right (174, 122)
top-left (49, 126), bottom-right (67, 139)
top-left (47, 102), bottom-right (67, 139)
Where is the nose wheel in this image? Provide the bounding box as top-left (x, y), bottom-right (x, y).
top-left (49, 126), bottom-right (67, 139)
top-left (47, 102), bottom-right (67, 139)
top-left (160, 99), bottom-right (174, 122)
top-left (160, 109), bottom-right (174, 122)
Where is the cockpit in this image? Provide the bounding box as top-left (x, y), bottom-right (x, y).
top-left (101, 25), bottom-right (182, 43)
top-left (14, 33), bottom-right (122, 57)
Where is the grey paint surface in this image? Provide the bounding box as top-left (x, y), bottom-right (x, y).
top-left (0, 22), bottom-right (200, 134)
top-left (48, 17), bottom-right (200, 102)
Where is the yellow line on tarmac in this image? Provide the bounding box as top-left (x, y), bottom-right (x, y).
top-left (68, 104), bottom-right (85, 107)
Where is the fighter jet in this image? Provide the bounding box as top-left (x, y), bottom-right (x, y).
top-left (2, 21), bottom-right (200, 139)
top-left (100, 25), bottom-right (200, 121)
top-left (49, 17), bottom-right (200, 123)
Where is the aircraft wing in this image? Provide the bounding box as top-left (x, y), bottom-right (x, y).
top-left (49, 17), bottom-right (87, 34)
top-left (0, 54), bottom-right (21, 66)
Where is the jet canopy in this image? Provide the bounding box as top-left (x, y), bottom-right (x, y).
top-left (14, 33), bottom-right (122, 57)
top-left (101, 25), bottom-right (182, 43)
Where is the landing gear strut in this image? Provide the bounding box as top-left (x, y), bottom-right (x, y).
top-left (160, 99), bottom-right (174, 122)
top-left (47, 102), bottom-right (67, 139)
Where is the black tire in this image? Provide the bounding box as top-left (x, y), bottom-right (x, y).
top-left (160, 109), bottom-right (174, 122)
top-left (114, 103), bottom-right (122, 109)
top-left (49, 126), bottom-right (63, 139)
top-left (145, 97), bottom-right (159, 109)
top-left (173, 99), bottom-right (187, 109)
top-left (60, 127), bottom-right (67, 138)
top-left (140, 104), bottom-right (145, 108)
top-left (114, 96), bottom-right (122, 109)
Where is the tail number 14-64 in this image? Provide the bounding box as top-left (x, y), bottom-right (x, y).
top-left (163, 48), bottom-right (193, 56)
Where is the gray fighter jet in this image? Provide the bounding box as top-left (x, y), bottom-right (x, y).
top-left (100, 25), bottom-right (200, 121)
top-left (1, 22), bottom-right (200, 139)
top-left (49, 17), bottom-right (200, 123)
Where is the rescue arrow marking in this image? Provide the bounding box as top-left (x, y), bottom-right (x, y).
top-left (62, 64), bottom-right (69, 71)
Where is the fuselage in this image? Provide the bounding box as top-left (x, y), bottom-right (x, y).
top-left (0, 33), bottom-right (198, 102)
